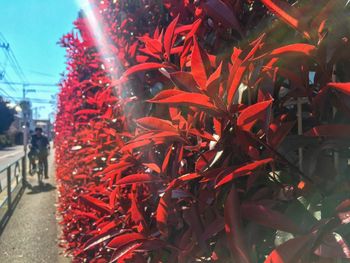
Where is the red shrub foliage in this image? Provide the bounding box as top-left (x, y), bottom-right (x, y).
top-left (55, 0), bottom-right (350, 262)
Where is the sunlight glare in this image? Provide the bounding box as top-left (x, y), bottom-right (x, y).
top-left (75, 0), bottom-right (120, 82)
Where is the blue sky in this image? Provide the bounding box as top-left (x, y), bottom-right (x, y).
top-left (0, 0), bottom-right (80, 119)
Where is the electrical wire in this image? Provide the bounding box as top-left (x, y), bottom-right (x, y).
top-left (0, 96), bottom-right (54, 104)
top-left (2, 76), bottom-right (17, 92)
top-left (0, 33), bottom-right (28, 83)
top-left (0, 88), bottom-right (17, 102)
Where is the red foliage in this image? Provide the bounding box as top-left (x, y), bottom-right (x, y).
top-left (55, 0), bottom-right (350, 262)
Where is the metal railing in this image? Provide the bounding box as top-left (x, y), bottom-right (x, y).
top-left (0, 155), bottom-right (27, 231)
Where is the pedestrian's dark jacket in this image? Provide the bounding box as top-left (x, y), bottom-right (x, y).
top-left (31, 134), bottom-right (49, 155)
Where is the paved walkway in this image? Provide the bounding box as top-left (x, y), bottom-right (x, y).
top-left (0, 153), bottom-right (69, 263)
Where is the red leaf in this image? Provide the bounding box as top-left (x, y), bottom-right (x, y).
top-left (191, 38), bottom-right (210, 90)
top-left (226, 34), bottom-right (265, 105)
top-left (153, 26), bottom-right (160, 39)
top-left (143, 163), bottom-right (161, 173)
top-left (109, 187), bottom-right (119, 209)
top-left (136, 117), bottom-right (177, 132)
top-left (242, 34), bottom-right (266, 63)
top-left (171, 46), bottom-right (184, 54)
top-left (129, 188), bottom-right (146, 226)
top-left (237, 100), bottom-right (273, 132)
top-left (188, 128), bottom-right (216, 141)
top-left (115, 174), bottom-right (163, 186)
top-left (241, 202), bottom-right (303, 234)
top-left (268, 121), bottom-right (295, 148)
top-left (202, 0), bottom-right (242, 34)
top-left (314, 233), bottom-right (350, 259)
top-left (156, 196), bottom-right (169, 237)
top-left (261, 0), bottom-right (311, 39)
top-left (83, 229), bottom-right (128, 252)
top-left (136, 55), bottom-right (150, 63)
top-left (139, 36), bottom-right (162, 54)
top-left (224, 187), bottom-right (251, 263)
top-left (128, 42), bottom-right (138, 58)
top-left (336, 199), bottom-right (350, 224)
top-left (162, 145), bottom-right (173, 173)
top-left (206, 62), bottom-right (222, 96)
top-left (138, 47), bottom-right (162, 60)
top-left (122, 63), bottom-right (168, 78)
top-left (327, 82), bottom-right (350, 96)
top-left (216, 158), bottom-right (273, 188)
top-left (169, 71), bottom-right (200, 93)
top-left (121, 139), bottom-right (152, 152)
top-left (107, 233), bottom-right (145, 249)
top-left (174, 24), bottom-right (193, 35)
top-left (110, 242), bottom-right (143, 263)
top-left (227, 65), bottom-right (246, 105)
top-left (79, 195), bottom-right (112, 214)
top-left (164, 14), bottom-right (180, 61)
top-left (195, 149), bottom-right (218, 172)
top-left (213, 118), bottom-right (222, 137)
top-left (178, 172), bottom-right (202, 181)
top-left (156, 179), bottom-right (182, 237)
top-left (265, 234), bottom-right (316, 263)
top-left (99, 161), bottom-right (134, 176)
top-left (74, 109), bottom-right (100, 116)
top-left (184, 19), bottom-right (202, 42)
top-left (269, 43), bottom-right (316, 57)
top-left (336, 199), bottom-right (350, 213)
top-left (132, 131), bottom-right (184, 144)
top-left (148, 89), bottom-right (219, 113)
top-left (181, 19), bottom-right (202, 68)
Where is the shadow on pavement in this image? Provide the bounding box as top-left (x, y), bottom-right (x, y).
top-left (26, 183), bottom-right (56, 194)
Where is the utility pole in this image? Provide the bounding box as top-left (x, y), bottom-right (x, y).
top-left (0, 42), bottom-right (9, 81)
top-left (21, 86), bottom-right (32, 175)
top-left (0, 42), bottom-right (10, 50)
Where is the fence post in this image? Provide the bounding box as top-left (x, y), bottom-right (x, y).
top-left (7, 166), bottom-right (11, 212)
top-left (15, 162), bottom-right (19, 185)
top-left (22, 156), bottom-right (27, 187)
top-left (297, 98), bottom-right (303, 171)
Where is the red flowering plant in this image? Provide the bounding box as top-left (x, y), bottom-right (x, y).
top-left (55, 0), bottom-right (350, 262)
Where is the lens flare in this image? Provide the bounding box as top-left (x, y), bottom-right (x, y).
top-left (76, 0), bottom-right (120, 81)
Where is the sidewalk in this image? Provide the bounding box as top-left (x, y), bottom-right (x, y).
top-left (0, 153), bottom-right (69, 263)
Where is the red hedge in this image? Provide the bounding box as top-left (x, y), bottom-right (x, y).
top-left (55, 1), bottom-right (350, 262)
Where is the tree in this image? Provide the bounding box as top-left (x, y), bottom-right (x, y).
top-left (0, 97), bottom-right (15, 134)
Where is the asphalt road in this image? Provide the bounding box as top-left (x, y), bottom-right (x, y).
top-left (0, 150), bottom-right (70, 263)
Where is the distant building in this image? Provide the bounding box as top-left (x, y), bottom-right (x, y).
top-left (7, 100), bottom-right (34, 145)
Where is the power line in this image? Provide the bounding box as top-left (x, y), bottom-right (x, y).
top-left (0, 48), bottom-right (9, 81)
top-left (22, 68), bottom-right (57, 78)
top-left (0, 81), bottom-right (58, 87)
top-left (0, 96), bottom-right (54, 104)
top-left (8, 49), bottom-right (28, 82)
top-left (0, 81), bottom-right (59, 94)
top-left (2, 76), bottom-right (17, 92)
top-left (0, 83), bottom-right (59, 95)
top-left (0, 33), bottom-right (28, 83)
top-left (0, 88), bottom-right (17, 102)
